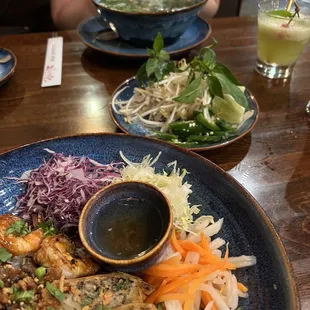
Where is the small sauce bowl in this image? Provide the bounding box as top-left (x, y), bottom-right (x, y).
top-left (79, 181), bottom-right (173, 272)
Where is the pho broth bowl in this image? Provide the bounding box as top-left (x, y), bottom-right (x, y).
top-left (92, 0), bottom-right (207, 47)
top-left (79, 181), bottom-right (173, 272)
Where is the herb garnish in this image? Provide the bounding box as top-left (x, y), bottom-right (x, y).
top-left (268, 10), bottom-right (294, 17)
top-left (136, 34), bottom-right (248, 109)
top-left (35, 266), bottom-right (47, 280)
top-left (81, 296), bottom-right (94, 307)
top-left (0, 247), bottom-right (12, 262)
top-left (5, 220), bottom-right (31, 236)
top-left (46, 282), bottom-right (64, 302)
top-left (38, 220), bottom-right (57, 237)
top-left (12, 287), bottom-right (34, 302)
top-left (112, 278), bottom-right (130, 291)
top-left (268, 0), bottom-right (301, 27)
top-left (136, 33), bottom-right (176, 86)
top-left (0, 280), bottom-right (4, 288)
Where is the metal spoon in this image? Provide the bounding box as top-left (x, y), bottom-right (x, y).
top-left (95, 28), bottom-right (119, 41)
top-left (306, 101), bottom-right (310, 116)
top-left (95, 16), bottom-right (119, 41)
top-left (0, 54), bottom-right (12, 64)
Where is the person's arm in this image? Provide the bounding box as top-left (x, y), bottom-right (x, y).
top-left (199, 0), bottom-right (220, 19)
top-left (50, 0), bottom-right (97, 30)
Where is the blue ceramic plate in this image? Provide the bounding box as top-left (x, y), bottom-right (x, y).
top-left (110, 77), bottom-right (259, 151)
top-left (0, 48), bottom-right (16, 87)
top-left (77, 16), bottom-right (211, 57)
top-left (0, 134), bottom-right (299, 309)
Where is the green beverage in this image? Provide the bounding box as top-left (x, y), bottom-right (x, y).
top-left (258, 14), bottom-right (310, 66)
top-left (256, 0), bottom-right (310, 79)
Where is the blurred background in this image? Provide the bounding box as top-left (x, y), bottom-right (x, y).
top-left (216, 0), bottom-right (257, 17)
top-left (0, 0), bottom-right (258, 35)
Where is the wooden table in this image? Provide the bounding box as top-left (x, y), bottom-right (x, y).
top-left (0, 16), bottom-right (309, 308)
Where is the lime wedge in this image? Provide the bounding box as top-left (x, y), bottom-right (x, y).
top-left (212, 94), bottom-right (245, 124)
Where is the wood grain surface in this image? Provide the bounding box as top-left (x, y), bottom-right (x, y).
top-left (0, 16), bottom-right (309, 309)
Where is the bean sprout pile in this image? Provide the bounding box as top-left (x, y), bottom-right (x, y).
top-left (112, 69), bottom-right (212, 133)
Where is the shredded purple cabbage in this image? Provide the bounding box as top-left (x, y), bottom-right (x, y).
top-left (15, 152), bottom-right (123, 232)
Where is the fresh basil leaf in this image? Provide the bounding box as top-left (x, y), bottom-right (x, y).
top-left (214, 73), bottom-right (249, 109)
top-left (154, 61), bottom-right (165, 81)
top-left (174, 77), bottom-right (203, 103)
top-left (191, 57), bottom-right (208, 72)
top-left (81, 296), bottom-right (93, 307)
top-left (0, 248), bottom-right (12, 262)
top-left (154, 60), bottom-right (177, 81)
top-left (154, 67), bottom-right (162, 81)
top-left (208, 75), bottom-right (223, 98)
top-left (0, 279), bottom-right (4, 288)
top-left (158, 50), bottom-right (170, 62)
top-left (146, 58), bottom-right (159, 77)
top-left (213, 63), bottom-right (241, 85)
top-left (268, 10), bottom-right (294, 17)
top-left (164, 62), bottom-right (177, 75)
top-left (186, 69), bottom-right (195, 86)
top-left (136, 62), bottom-right (148, 86)
top-left (38, 221), bottom-right (56, 237)
top-left (200, 48), bottom-right (216, 69)
top-left (46, 282), bottom-right (64, 302)
top-left (147, 48), bottom-right (155, 57)
top-left (12, 287), bottom-right (34, 302)
top-left (153, 33), bottom-right (164, 54)
top-left (47, 307), bottom-right (56, 310)
top-left (5, 220), bottom-right (30, 237)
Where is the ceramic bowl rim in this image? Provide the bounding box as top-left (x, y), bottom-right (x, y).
top-left (109, 77), bottom-right (260, 151)
top-left (78, 180), bottom-right (173, 265)
top-left (77, 16), bottom-right (212, 58)
top-left (0, 133), bottom-right (300, 309)
top-left (0, 48), bottom-right (17, 84)
top-left (92, 0), bottom-right (207, 16)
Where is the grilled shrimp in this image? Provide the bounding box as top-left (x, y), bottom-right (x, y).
top-left (0, 214), bottom-right (43, 256)
top-left (33, 234), bottom-right (99, 279)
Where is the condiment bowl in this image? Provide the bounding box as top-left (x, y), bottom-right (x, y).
top-left (79, 181), bottom-right (173, 272)
top-left (92, 0), bottom-right (207, 47)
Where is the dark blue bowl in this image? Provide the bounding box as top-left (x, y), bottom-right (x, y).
top-left (79, 181), bottom-right (173, 272)
top-left (92, 0), bottom-right (207, 46)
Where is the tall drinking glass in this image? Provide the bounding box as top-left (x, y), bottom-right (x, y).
top-left (256, 0), bottom-right (310, 79)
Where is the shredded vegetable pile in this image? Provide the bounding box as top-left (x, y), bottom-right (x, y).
top-left (113, 70), bottom-right (199, 129)
top-left (15, 150), bottom-right (123, 231)
top-left (143, 217), bottom-right (256, 310)
top-left (116, 152), bottom-right (200, 232)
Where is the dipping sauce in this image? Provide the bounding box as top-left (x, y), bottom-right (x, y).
top-left (100, 0), bottom-right (204, 13)
top-left (91, 197), bottom-right (164, 260)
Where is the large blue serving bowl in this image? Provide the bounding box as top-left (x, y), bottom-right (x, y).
top-left (92, 0), bottom-right (207, 46)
